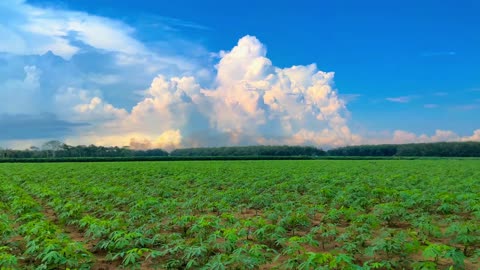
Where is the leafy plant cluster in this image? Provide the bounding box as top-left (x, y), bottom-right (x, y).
top-left (0, 180), bottom-right (93, 269)
top-left (0, 160), bottom-right (479, 269)
top-left (0, 204), bottom-right (19, 269)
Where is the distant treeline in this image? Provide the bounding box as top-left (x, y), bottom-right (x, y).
top-left (1, 141), bottom-right (480, 160)
top-left (0, 156), bottom-right (325, 163)
top-left (328, 142), bottom-right (480, 157)
top-left (0, 141), bottom-right (168, 159)
top-left (170, 145), bottom-right (326, 157)
top-left (170, 142), bottom-right (480, 157)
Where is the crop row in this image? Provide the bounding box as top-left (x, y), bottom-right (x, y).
top-left (0, 181), bottom-right (93, 269)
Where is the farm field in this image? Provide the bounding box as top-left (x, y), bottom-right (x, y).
top-left (1, 160), bottom-right (479, 269)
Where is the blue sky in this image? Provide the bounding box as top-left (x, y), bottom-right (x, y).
top-left (1, 0), bottom-right (479, 149)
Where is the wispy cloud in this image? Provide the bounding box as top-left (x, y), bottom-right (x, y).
top-left (452, 104), bottom-right (479, 111)
top-left (147, 16), bottom-right (211, 31)
top-left (421, 51), bottom-right (456, 57)
top-left (433, 92), bottom-right (448, 96)
top-left (424, 104), bottom-right (439, 109)
top-left (339, 94), bottom-right (362, 103)
top-left (386, 96), bottom-right (414, 103)
top-left (0, 0), bottom-right (148, 59)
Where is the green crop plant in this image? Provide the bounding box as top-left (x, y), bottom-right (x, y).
top-left (446, 221), bottom-right (480, 256)
top-left (0, 246), bottom-right (18, 269)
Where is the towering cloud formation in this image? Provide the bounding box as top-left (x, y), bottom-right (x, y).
top-left (205, 36), bottom-right (357, 146)
top-left (66, 36), bottom-right (359, 149)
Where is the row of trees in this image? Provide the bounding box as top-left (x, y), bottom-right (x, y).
top-left (2, 141), bottom-right (480, 159)
top-left (328, 142), bottom-right (480, 157)
top-left (170, 145), bottom-right (326, 157)
top-left (0, 141), bottom-right (168, 159)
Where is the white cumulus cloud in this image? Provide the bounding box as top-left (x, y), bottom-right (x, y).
top-left (367, 129), bottom-right (480, 145)
top-left (54, 87), bottom-right (128, 123)
top-left (67, 36), bottom-right (358, 149)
